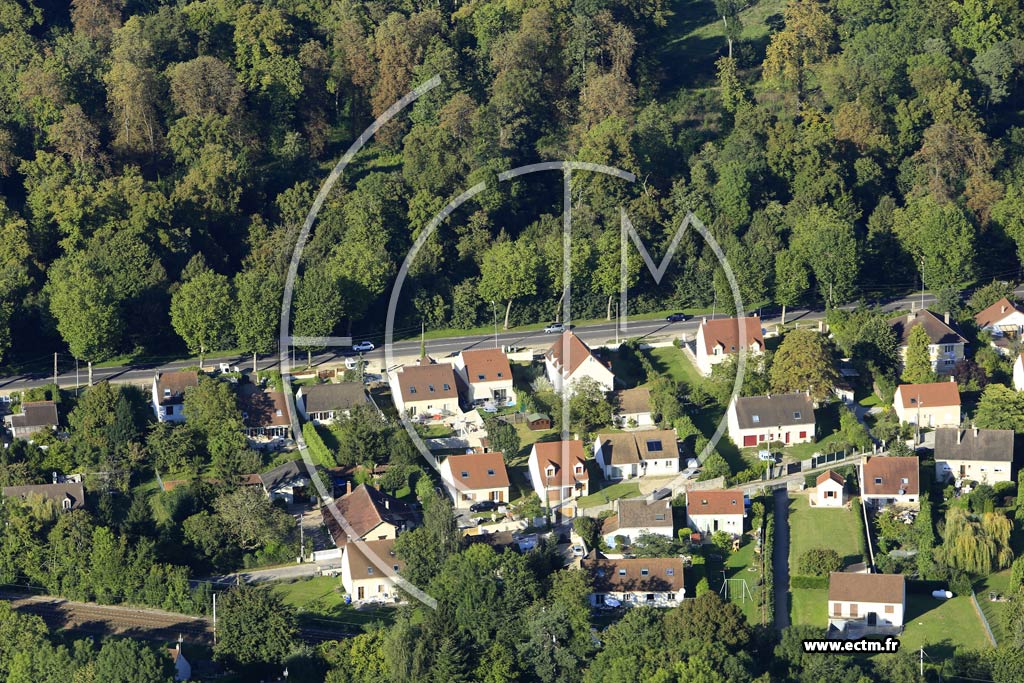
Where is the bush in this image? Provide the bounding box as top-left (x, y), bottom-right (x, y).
top-left (711, 531), bottom-right (733, 554)
top-left (695, 577), bottom-right (711, 596)
top-left (799, 548), bottom-right (842, 577)
top-left (301, 422), bottom-right (334, 468)
top-left (790, 575), bottom-right (829, 589)
top-left (698, 453), bottom-right (731, 481)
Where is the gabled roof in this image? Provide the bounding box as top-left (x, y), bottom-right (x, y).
top-left (156, 371), bottom-right (198, 406)
top-left (395, 364), bottom-right (458, 403)
top-left (699, 316), bottom-right (764, 356)
top-left (687, 489), bottom-right (745, 516)
top-left (322, 484), bottom-right (413, 545)
top-left (934, 428), bottom-right (1013, 463)
top-left (862, 456), bottom-right (919, 497)
top-left (259, 459), bottom-right (310, 491)
top-left (731, 393), bottom-right (815, 430)
top-left (828, 572), bottom-right (905, 605)
top-left (459, 349), bottom-right (513, 383)
top-left (239, 386), bottom-right (290, 428)
top-left (531, 441), bottom-right (589, 487)
top-left (2, 482), bottom-right (85, 510)
top-left (595, 430), bottom-right (680, 465)
top-left (817, 470), bottom-right (845, 487)
top-left (301, 382), bottom-right (367, 414)
top-left (9, 401), bottom-right (58, 429)
top-left (545, 332), bottom-right (602, 377)
top-left (614, 386), bottom-right (651, 415)
top-left (615, 498), bottom-right (673, 530)
top-left (343, 538), bottom-right (405, 579)
top-left (889, 310), bottom-right (966, 345)
top-left (582, 556), bottom-right (685, 593)
top-left (443, 452), bottom-right (510, 489)
top-left (974, 297), bottom-right (1024, 329)
top-left (895, 382), bottom-right (960, 410)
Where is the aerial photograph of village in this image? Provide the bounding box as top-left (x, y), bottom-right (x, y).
top-left (0, 0), bottom-right (1023, 681)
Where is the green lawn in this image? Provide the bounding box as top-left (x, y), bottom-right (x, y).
top-left (273, 576), bottom-right (346, 612)
top-left (790, 588), bottom-right (828, 628)
top-left (896, 594), bottom-right (993, 659)
top-left (722, 539), bottom-right (765, 625)
top-left (273, 576), bottom-right (398, 632)
top-left (973, 569), bottom-right (1012, 643)
top-left (788, 495), bottom-right (866, 570)
top-left (576, 480), bottom-right (641, 508)
top-left (647, 346), bottom-right (703, 387)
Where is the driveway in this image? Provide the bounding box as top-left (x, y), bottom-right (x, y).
top-left (773, 488), bottom-right (791, 631)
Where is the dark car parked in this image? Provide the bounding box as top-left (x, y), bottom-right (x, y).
top-left (469, 500), bottom-right (499, 513)
top-left (666, 313), bottom-right (690, 322)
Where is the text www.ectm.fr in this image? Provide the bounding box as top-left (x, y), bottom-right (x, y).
top-left (802, 638), bottom-right (900, 654)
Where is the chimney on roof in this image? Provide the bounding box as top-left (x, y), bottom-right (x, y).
top-left (944, 311), bottom-right (950, 325)
top-left (384, 499), bottom-right (390, 510)
top-left (949, 375), bottom-right (955, 383)
top-left (1002, 304), bottom-right (1008, 314)
top-left (907, 311), bottom-right (914, 323)
top-left (702, 317), bottom-right (707, 324)
top-left (957, 430), bottom-right (962, 445)
top-left (346, 479), bottom-right (352, 495)
top-left (973, 424), bottom-right (978, 438)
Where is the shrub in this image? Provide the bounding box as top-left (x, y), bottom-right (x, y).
top-left (695, 577), bottom-right (711, 596)
top-left (791, 575), bottom-right (829, 589)
top-left (711, 531), bottom-right (734, 554)
top-left (798, 548), bottom-right (842, 577)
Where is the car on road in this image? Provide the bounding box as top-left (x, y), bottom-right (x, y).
top-left (571, 544), bottom-right (585, 557)
top-left (665, 313), bottom-right (690, 322)
top-left (351, 341), bottom-right (375, 352)
top-left (481, 402), bottom-right (498, 413)
top-left (469, 500), bottom-right (499, 513)
top-left (543, 323), bottom-right (565, 334)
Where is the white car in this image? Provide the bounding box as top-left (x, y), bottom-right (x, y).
top-left (352, 341), bottom-right (375, 352)
top-left (543, 323), bottom-right (565, 334)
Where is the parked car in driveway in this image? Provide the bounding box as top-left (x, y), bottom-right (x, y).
top-left (543, 323), bottom-right (565, 334)
top-left (469, 500), bottom-right (499, 513)
top-left (666, 313), bottom-right (689, 322)
top-left (352, 341), bottom-right (375, 352)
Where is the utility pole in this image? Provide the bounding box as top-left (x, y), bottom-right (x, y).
top-left (920, 256), bottom-right (925, 312)
top-left (491, 301), bottom-right (498, 349)
top-left (919, 646), bottom-right (924, 678)
top-left (212, 592), bottom-right (217, 646)
top-left (75, 358), bottom-right (79, 397)
top-left (615, 302), bottom-right (619, 345)
top-left (298, 514), bottom-right (304, 563)
top-left (53, 353), bottom-right (57, 386)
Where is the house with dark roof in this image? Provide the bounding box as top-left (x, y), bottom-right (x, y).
top-left (3, 482), bottom-right (86, 511)
top-left (889, 310), bottom-right (966, 374)
top-left (612, 386), bottom-right (653, 428)
top-left (151, 371), bottom-right (199, 423)
top-left (694, 316), bottom-right (765, 376)
top-left (544, 332), bottom-right (615, 396)
top-left (527, 440), bottom-right (589, 510)
top-left (238, 386), bottom-right (291, 448)
top-left (860, 456), bottom-right (920, 510)
top-left (934, 427), bottom-right (1014, 485)
top-left (893, 381), bottom-right (960, 428)
top-left (4, 401), bottom-right (58, 440)
top-left (581, 554), bottom-right (685, 607)
top-left (440, 451), bottom-right (510, 508)
top-left (726, 393), bottom-right (815, 448)
top-left (296, 382), bottom-right (370, 425)
top-left (389, 363), bottom-right (460, 422)
top-left (453, 348), bottom-right (517, 408)
top-left (321, 484), bottom-right (415, 547)
top-left (593, 429), bottom-right (680, 480)
top-left (828, 572), bottom-right (905, 638)
top-left (601, 497), bottom-right (674, 548)
top-left (341, 538), bottom-right (405, 603)
top-left (685, 489), bottom-right (746, 539)
top-left (814, 470), bottom-right (846, 508)
top-left (258, 459), bottom-right (311, 504)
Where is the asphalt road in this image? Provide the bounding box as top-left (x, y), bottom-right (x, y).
top-left (773, 488), bottom-right (791, 631)
top-left (0, 287), bottom-right (963, 394)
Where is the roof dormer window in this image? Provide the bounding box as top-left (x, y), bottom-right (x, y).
top-left (410, 386), bottom-right (417, 394)
top-left (666, 568), bottom-right (674, 576)
top-left (477, 374), bottom-right (486, 380)
top-left (497, 372), bottom-right (503, 378)
top-left (461, 471), bottom-right (469, 478)
top-left (793, 411), bottom-right (801, 420)
top-left (618, 569), bottom-right (627, 576)
top-left (428, 384), bottom-right (435, 392)
top-left (752, 415), bottom-right (760, 423)
top-left (875, 477), bottom-right (882, 485)
top-left (443, 383), bottom-right (451, 391)
top-left (641, 568), bottom-right (649, 576)
top-left (163, 388), bottom-right (171, 398)
top-left (487, 469), bottom-right (495, 476)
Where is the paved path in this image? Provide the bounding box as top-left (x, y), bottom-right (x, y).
top-left (0, 591), bottom-right (353, 643)
top-left (200, 562), bottom-right (331, 586)
top-left (772, 488), bottom-right (791, 631)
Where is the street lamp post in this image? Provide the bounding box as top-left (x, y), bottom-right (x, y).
top-left (491, 300), bottom-right (498, 349)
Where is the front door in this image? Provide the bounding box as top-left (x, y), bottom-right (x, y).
top-left (867, 612), bottom-right (877, 626)
top-left (357, 586), bottom-right (364, 600)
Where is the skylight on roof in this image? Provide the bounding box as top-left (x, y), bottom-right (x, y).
top-left (409, 386), bottom-right (417, 394)
top-left (487, 469), bottom-right (495, 476)
top-left (793, 411), bottom-right (801, 419)
top-left (461, 471), bottom-right (469, 478)
top-left (428, 384), bottom-right (435, 392)
top-left (646, 440), bottom-right (663, 452)
top-left (666, 568), bottom-right (675, 576)
top-left (477, 374), bottom-right (485, 380)
top-left (443, 383), bottom-right (451, 391)
top-left (752, 415), bottom-right (760, 423)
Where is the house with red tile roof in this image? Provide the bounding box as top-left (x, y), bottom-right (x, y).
top-left (828, 572), bottom-right (905, 637)
top-left (440, 451), bottom-right (511, 508)
top-left (974, 297), bottom-right (1024, 336)
top-left (694, 316), bottom-right (765, 376)
top-left (544, 332), bottom-right (614, 396)
top-left (341, 538), bottom-right (405, 603)
top-left (453, 348), bottom-right (517, 408)
top-left (389, 362), bottom-right (460, 422)
top-left (685, 489), bottom-right (746, 539)
top-left (581, 554), bottom-right (685, 607)
top-left (892, 381), bottom-right (960, 428)
top-left (527, 440), bottom-right (589, 509)
top-left (860, 456), bottom-right (920, 510)
top-left (321, 484), bottom-right (416, 547)
top-left (814, 470), bottom-right (846, 508)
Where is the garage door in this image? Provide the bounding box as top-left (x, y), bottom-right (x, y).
top-left (743, 435), bottom-right (757, 447)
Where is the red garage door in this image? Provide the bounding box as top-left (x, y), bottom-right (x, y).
top-left (743, 435), bottom-right (757, 447)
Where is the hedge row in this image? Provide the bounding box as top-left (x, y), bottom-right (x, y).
top-left (790, 575), bottom-right (829, 590)
top-left (761, 506), bottom-right (775, 626)
top-left (302, 421), bottom-right (335, 468)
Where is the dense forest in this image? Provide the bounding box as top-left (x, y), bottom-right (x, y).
top-left (1, 0), bottom-right (1024, 370)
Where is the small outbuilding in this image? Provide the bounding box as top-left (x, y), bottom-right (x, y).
top-left (815, 470), bottom-right (846, 508)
